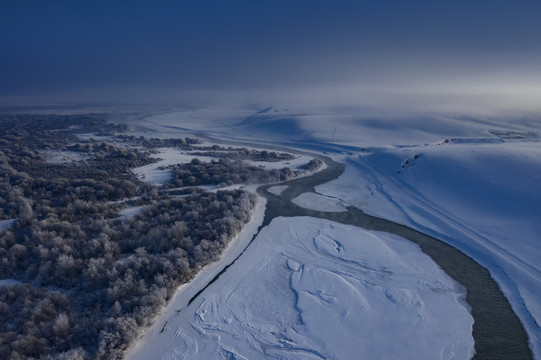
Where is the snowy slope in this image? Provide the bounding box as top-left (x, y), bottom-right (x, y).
top-left (314, 139), bottom-right (541, 357)
top-left (129, 217), bottom-right (474, 360)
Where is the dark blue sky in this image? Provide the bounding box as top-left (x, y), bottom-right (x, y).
top-left (1, 0), bottom-right (540, 106)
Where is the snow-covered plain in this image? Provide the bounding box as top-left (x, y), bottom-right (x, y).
top-left (129, 217), bottom-right (474, 360)
top-left (125, 106), bottom-right (541, 359)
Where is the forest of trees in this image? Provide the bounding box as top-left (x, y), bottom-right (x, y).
top-left (0, 114), bottom-right (308, 359)
top-left (165, 157), bottom-right (297, 189)
top-left (0, 189), bottom-right (255, 360)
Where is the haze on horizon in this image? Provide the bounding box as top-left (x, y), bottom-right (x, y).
top-left (1, 0), bottom-right (540, 114)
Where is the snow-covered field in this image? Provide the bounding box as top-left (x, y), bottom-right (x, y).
top-left (125, 106), bottom-right (541, 359)
top-left (243, 153), bottom-right (316, 170)
top-left (129, 217), bottom-right (474, 360)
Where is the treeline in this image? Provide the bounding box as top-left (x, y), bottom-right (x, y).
top-left (0, 114), bottom-right (126, 152)
top-left (111, 135), bottom-right (294, 163)
top-left (166, 158), bottom-right (297, 188)
top-left (190, 148), bottom-right (295, 162)
top-left (111, 134), bottom-right (201, 149)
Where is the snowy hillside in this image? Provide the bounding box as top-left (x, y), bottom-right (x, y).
top-left (313, 139), bottom-right (541, 356)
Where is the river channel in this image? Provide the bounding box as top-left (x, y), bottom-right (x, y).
top-left (186, 149), bottom-right (532, 359)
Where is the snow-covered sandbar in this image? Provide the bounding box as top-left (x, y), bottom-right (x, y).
top-left (129, 216), bottom-right (474, 359)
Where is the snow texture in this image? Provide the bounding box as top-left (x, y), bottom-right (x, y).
top-left (291, 192), bottom-right (346, 212)
top-left (129, 217), bottom-right (474, 360)
top-left (267, 185), bottom-right (288, 195)
top-left (220, 105), bottom-right (541, 356)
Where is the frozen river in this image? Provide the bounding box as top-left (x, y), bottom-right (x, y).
top-left (129, 151), bottom-right (531, 359)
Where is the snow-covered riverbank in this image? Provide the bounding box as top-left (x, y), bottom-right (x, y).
top-left (128, 217), bottom-right (474, 359)
top-left (125, 193), bottom-right (266, 359)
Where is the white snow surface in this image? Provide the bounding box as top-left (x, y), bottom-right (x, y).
top-left (118, 206), bottom-right (143, 220)
top-left (267, 185), bottom-right (288, 195)
top-left (0, 219), bottom-right (15, 231)
top-left (126, 106), bottom-right (255, 140)
top-left (292, 192), bottom-right (346, 212)
top-left (243, 153), bottom-right (315, 171)
top-left (128, 217), bottom-right (474, 360)
top-left (210, 105), bottom-right (541, 357)
top-left (315, 142), bottom-right (541, 355)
